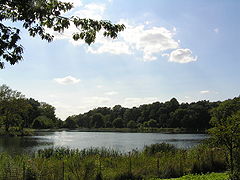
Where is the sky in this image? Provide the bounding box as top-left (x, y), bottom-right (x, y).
top-left (1, 0), bottom-right (240, 120)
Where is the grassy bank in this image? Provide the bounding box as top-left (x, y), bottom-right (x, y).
top-left (153, 173), bottom-right (228, 180)
top-left (0, 143), bottom-right (227, 179)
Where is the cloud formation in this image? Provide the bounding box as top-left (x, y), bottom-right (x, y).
top-left (169, 48), bottom-right (197, 63)
top-left (200, 90), bottom-right (210, 94)
top-left (104, 91), bottom-right (118, 96)
top-left (84, 96), bottom-right (110, 104)
top-left (54, 76), bottom-right (81, 85)
top-left (88, 41), bottom-right (131, 55)
top-left (88, 21), bottom-right (179, 61)
top-left (74, 3), bottom-right (106, 20)
top-left (51, 1), bottom-right (197, 63)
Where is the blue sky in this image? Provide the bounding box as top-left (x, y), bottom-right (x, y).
top-left (0, 0), bottom-right (240, 119)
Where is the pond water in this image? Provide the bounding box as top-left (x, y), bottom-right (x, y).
top-left (0, 131), bottom-right (209, 154)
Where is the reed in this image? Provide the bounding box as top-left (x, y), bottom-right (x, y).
top-left (0, 143), bottom-right (227, 180)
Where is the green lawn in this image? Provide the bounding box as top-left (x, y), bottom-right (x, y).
top-left (153, 173), bottom-right (228, 180)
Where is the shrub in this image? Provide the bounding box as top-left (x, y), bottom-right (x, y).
top-left (144, 143), bottom-right (177, 156)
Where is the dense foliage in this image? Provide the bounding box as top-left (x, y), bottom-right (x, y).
top-left (1, 84), bottom-right (239, 137)
top-left (65, 98), bottom-right (220, 131)
top-left (209, 97), bottom-right (240, 179)
top-left (0, 0), bottom-right (125, 68)
top-left (0, 84), bottom-right (62, 133)
top-left (156, 173), bottom-right (228, 180)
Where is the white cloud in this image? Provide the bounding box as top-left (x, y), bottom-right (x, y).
top-left (162, 53), bottom-right (169, 57)
top-left (214, 28), bottom-right (219, 33)
top-left (104, 91), bottom-right (118, 96)
top-left (199, 90), bottom-right (219, 95)
top-left (200, 90), bottom-right (210, 94)
top-left (121, 23), bottom-right (179, 61)
top-left (84, 96), bottom-right (110, 104)
top-left (169, 48), bottom-right (197, 63)
top-left (96, 85), bottom-right (104, 89)
top-left (88, 21), bottom-right (179, 61)
top-left (123, 97), bottom-right (158, 107)
top-left (74, 3), bottom-right (105, 20)
top-left (88, 41), bottom-right (131, 55)
top-left (54, 75), bottom-right (81, 85)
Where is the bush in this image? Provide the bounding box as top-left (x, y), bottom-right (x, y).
top-left (114, 172), bottom-right (143, 180)
top-left (144, 143), bottom-right (177, 155)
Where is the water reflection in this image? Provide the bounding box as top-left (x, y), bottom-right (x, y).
top-left (0, 131), bottom-right (208, 154)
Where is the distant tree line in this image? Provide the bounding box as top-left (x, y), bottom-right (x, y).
top-left (65, 97), bottom-right (221, 130)
top-left (1, 84), bottom-right (239, 132)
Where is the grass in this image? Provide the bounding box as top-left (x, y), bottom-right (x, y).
top-left (0, 143), bottom-right (228, 180)
top-left (152, 172), bottom-right (229, 180)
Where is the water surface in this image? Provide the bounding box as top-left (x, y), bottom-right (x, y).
top-left (0, 131), bottom-right (208, 154)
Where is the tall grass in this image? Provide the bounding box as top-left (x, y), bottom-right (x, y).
top-left (0, 143), bottom-right (227, 180)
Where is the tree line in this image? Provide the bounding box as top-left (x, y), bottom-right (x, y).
top-left (1, 84), bottom-right (239, 132)
top-left (65, 97), bottom-right (220, 130)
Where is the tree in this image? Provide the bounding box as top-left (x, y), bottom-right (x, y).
top-left (0, 84), bottom-right (31, 132)
top-left (39, 102), bottom-right (56, 121)
top-left (32, 115), bottom-right (54, 129)
top-left (147, 119), bottom-right (158, 128)
top-left (127, 120), bottom-right (137, 129)
top-left (0, 0), bottom-right (125, 68)
top-left (91, 113), bottom-right (104, 128)
top-left (25, 98), bottom-right (41, 128)
top-left (64, 115), bottom-right (77, 128)
top-left (209, 97), bottom-right (240, 177)
top-left (112, 117), bottom-right (123, 128)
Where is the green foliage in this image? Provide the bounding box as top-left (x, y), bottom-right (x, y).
top-left (153, 173), bottom-right (229, 180)
top-left (112, 117), bottom-right (124, 128)
top-left (208, 97), bottom-right (240, 177)
top-left (0, 84), bottom-right (31, 132)
top-left (32, 115), bottom-right (55, 129)
top-left (64, 116), bottom-right (78, 128)
top-left (127, 120), bottom-right (137, 129)
top-left (0, 84), bottom-right (61, 134)
top-left (91, 113), bottom-right (104, 128)
top-left (0, 143), bottom-right (228, 179)
top-left (0, 0), bottom-right (125, 68)
top-left (143, 143), bottom-right (177, 156)
top-left (68, 98), bottom-right (218, 131)
top-left (0, 127), bottom-right (34, 136)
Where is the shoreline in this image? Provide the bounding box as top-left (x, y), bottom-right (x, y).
top-left (0, 127), bottom-right (207, 137)
top-left (34, 127), bottom-right (207, 134)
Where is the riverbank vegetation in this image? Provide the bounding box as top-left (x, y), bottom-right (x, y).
top-left (154, 173), bottom-right (229, 180)
top-left (0, 143), bottom-right (228, 180)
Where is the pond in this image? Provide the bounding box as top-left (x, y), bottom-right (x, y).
top-left (0, 131), bottom-right (209, 154)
